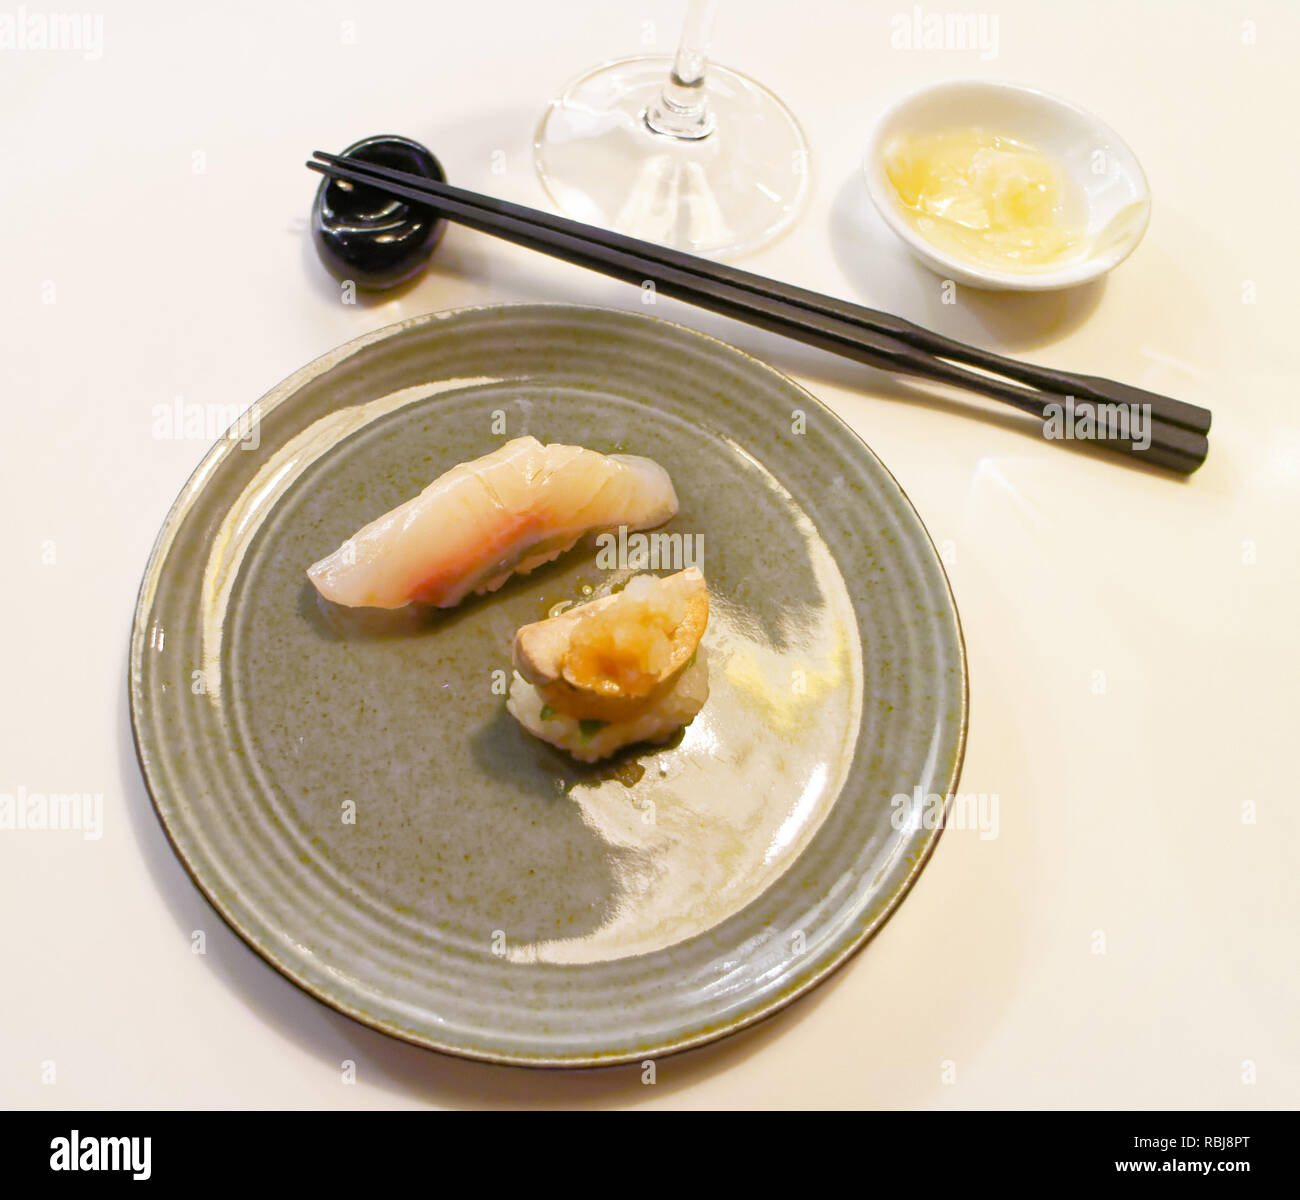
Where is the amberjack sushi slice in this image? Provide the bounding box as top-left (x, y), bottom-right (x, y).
top-left (507, 568), bottom-right (710, 762)
top-left (307, 437), bottom-right (678, 609)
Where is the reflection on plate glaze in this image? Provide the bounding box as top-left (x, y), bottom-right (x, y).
top-left (508, 511), bottom-right (863, 965)
top-left (199, 379), bottom-right (499, 698)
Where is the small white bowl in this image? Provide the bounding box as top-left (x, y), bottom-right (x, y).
top-left (863, 79), bottom-right (1152, 291)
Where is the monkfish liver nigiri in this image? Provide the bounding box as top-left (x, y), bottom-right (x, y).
top-left (306, 436), bottom-right (678, 609)
top-left (507, 568), bottom-right (711, 762)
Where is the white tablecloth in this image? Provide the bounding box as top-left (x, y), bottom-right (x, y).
top-left (2, 0), bottom-right (1296, 1108)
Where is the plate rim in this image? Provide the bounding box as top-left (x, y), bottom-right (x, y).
top-left (128, 302), bottom-right (969, 1068)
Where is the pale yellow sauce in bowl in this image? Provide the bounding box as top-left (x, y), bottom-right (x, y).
top-left (864, 80), bottom-right (1151, 291)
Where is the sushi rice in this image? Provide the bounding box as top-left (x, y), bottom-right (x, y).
top-left (508, 647), bottom-right (710, 763)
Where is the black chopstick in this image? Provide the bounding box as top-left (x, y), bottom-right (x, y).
top-left (307, 154), bottom-right (1205, 473)
top-left (314, 150), bottom-right (1210, 439)
top-left (307, 155), bottom-right (1208, 474)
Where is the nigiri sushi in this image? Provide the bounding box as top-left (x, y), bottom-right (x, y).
top-left (307, 436), bottom-right (678, 609)
top-left (507, 568), bottom-right (710, 762)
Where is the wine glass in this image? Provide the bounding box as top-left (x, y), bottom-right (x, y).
top-left (533, 0), bottom-right (809, 257)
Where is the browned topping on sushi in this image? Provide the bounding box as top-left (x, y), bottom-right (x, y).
top-left (513, 568), bottom-right (708, 723)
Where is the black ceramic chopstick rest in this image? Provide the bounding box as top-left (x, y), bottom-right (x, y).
top-left (311, 135), bottom-right (447, 290)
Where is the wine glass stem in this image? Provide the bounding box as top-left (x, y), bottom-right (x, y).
top-left (645, 0), bottom-right (718, 140)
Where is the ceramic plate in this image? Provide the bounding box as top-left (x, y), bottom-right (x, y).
top-left (129, 304), bottom-right (967, 1066)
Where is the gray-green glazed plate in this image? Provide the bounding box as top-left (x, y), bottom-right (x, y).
top-left (130, 304), bottom-right (966, 1067)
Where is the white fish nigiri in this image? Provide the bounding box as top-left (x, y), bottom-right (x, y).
top-left (307, 436), bottom-right (678, 609)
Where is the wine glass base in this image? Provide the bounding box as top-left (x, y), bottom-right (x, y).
top-left (534, 56), bottom-right (810, 258)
